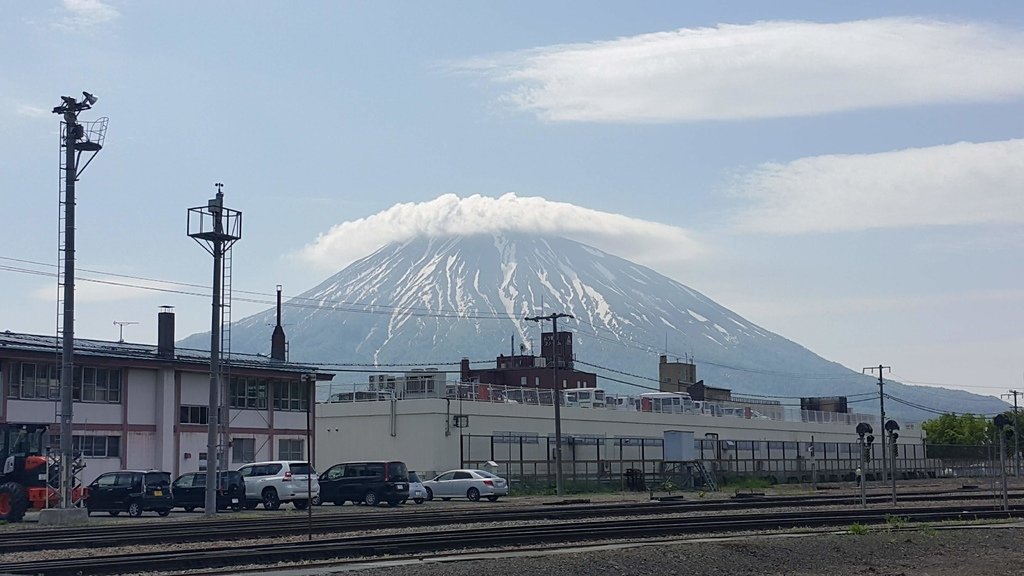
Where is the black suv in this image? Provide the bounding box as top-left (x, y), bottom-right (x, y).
top-left (318, 460), bottom-right (409, 506)
top-left (86, 470), bottom-right (173, 517)
top-left (172, 471), bottom-right (245, 512)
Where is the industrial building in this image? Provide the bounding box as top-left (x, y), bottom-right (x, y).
top-left (0, 308), bottom-right (331, 484)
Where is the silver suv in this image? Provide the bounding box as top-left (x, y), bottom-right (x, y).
top-left (236, 461), bottom-right (319, 510)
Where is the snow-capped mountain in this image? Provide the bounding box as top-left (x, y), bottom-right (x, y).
top-left (180, 233), bottom-right (1007, 421)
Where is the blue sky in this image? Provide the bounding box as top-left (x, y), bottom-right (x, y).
top-left (2, 1), bottom-right (1023, 401)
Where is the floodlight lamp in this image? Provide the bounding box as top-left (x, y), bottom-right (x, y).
top-left (83, 91), bottom-right (98, 105)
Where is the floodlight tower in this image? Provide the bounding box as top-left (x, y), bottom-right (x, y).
top-left (188, 184), bottom-right (242, 516)
top-left (52, 92), bottom-right (107, 509)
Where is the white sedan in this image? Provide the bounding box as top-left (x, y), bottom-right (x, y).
top-left (423, 469), bottom-right (509, 502)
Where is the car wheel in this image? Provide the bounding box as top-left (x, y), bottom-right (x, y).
top-left (486, 496), bottom-right (499, 502)
top-left (108, 511), bottom-right (120, 517)
top-left (334, 499), bottom-right (346, 506)
top-left (400, 498), bottom-right (408, 505)
top-left (262, 488), bottom-right (281, 510)
top-left (127, 502), bottom-right (143, 518)
top-left (294, 499), bottom-right (309, 510)
top-left (231, 503), bottom-right (242, 512)
top-left (386, 499), bottom-right (400, 507)
top-left (363, 490), bottom-right (379, 507)
top-left (184, 506), bottom-right (196, 513)
top-left (157, 509), bottom-right (171, 517)
top-left (467, 487), bottom-right (481, 502)
top-left (424, 487), bottom-right (433, 501)
top-left (441, 497), bottom-right (451, 501)
top-left (414, 498), bottom-right (424, 504)
top-left (245, 500), bottom-right (259, 510)
top-left (312, 495), bottom-right (322, 506)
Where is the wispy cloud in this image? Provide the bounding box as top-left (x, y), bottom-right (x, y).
top-left (16, 104), bottom-right (50, 118)
top-left (730, 139), bottom-right (1024, 234)
top-left (54, 0), bottom-right (120, 30)
top-left (466, 18), bottom-right (1024, 123)
top-left (297, 193), bottom-right (704, 271)
top-left (31, 277), bottom-right (171, 304)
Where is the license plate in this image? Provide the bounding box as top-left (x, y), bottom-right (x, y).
top-left (231, 498), bottom-right (238, 503)
top-left (154, 490), bottom-right (163, 496)
top-left (396, 483), bottom-right (406, 490)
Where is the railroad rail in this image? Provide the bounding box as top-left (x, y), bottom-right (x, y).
top-left (1, 489), bottom-right (1018, 554)
top-left (4, 505), bottom-right (1022, 575)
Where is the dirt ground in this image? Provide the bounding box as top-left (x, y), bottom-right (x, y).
top-left (359, 525), bottom-right (1024, 576)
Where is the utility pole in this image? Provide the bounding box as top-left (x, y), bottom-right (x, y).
top-left (525, 312), bottom-right (574, 497)
top-left (51, 92), bottom-right (106, 511)
top-left (863, 365), bottom-right (890, 482)
top-left (189, 185), bottom-right (242, 516)
top-left (1002, 389), bottom-right (1022, 476)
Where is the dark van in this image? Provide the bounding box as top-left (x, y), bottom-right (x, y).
top-left (86, 470), bottom-right (173, 517)
top-left (318, 461), bottom-right (409, 506)
top-left (172, 471), bottom-right (245, 512)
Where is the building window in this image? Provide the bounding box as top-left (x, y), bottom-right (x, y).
top-left (278, 438), bottom-right (304, 460)
top-left (74, 367), bottom-right (121, 403)
top-left (179, 405), bottom-right (209, 425)
top-left (50, 434), bottom-right (121, 458)
top-left (272, 380), bottom-right (309, 411)
top-left (7, 361), bottom-right (60, 400)
top-left (232, 437), bottom-right (255, 463)
top-left (229, 377), bottom-right (267, 410)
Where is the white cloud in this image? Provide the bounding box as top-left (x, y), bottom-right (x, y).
top-left (297, 193), bottom-right (703, 271)
top-left (16, 104), bottom-right (50, 118)
top-left (55, 0), bottom-right (120, 30)
top-left (468, 18), bottom-right (1024, 122)
top-left (730, 139), bottom-right (1024, 234)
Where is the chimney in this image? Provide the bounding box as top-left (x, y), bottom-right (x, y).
top-left (461, 357), bottom-right (470, 382)
top-left (660, 354), bottom-right (667, 364)
top-left (270, 284), bottom-right (287, 361)
top-left (158, 306), bottom-right (175, 357)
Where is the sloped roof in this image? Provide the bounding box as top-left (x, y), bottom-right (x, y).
top-left (0, 330), bottom-right (331, 378)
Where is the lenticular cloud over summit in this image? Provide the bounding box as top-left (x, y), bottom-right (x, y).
top-left (298, 193), bottom-right (703, 271)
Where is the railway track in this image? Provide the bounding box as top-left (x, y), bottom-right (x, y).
top-left (3, 504), bottom-right (1021, 575)
top-left (1, 488), bottom-right (1017, 553)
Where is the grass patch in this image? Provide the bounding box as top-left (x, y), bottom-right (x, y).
top-left (885, 514), bottom-right (910, 530)
top-left (848, 522), bottom-right (871, 536)
top-left (720, 477), bottom-right (773, 491)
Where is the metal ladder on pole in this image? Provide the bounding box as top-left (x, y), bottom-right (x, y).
top-left (695, 460), bottom-right (718, 492)
top-left (218, 245), bottom-right (234, 475)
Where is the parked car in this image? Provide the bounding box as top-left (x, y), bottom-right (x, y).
top-left (171, 470), bottom-right (245, 512)
top-left (422, 469), bottom-right (509, 502)
top-left (86, 470), bottom-right (173, 517)
top-left (318, 460), bottom-right (409, 506)
top-left (236, 461), bottom-right (319, 510)
top-left (405, 471), bottom-right (426, 504)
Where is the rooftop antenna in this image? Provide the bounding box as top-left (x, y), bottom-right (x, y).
top-left (112, 321), bottom-right (138, 343)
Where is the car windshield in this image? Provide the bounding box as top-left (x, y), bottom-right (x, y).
top-left (388, 462), bottom-right (408, 481)
top-left (290, 463), bottom-right (313, 476)
top-left (409, 471), bottom-right (421, 483)
top-left (145, 472), bottom-right (170, 487)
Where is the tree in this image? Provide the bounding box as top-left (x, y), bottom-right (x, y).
top-left (921, 413), bottom-right (993, 445)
